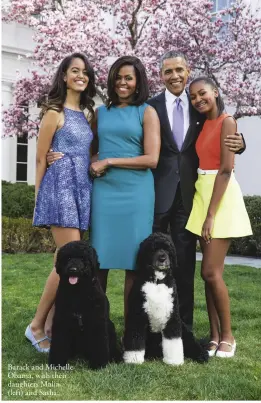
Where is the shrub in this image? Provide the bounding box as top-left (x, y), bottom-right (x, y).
top-left (229, 196), bottom-right (261, 257)
top-left (2, 217), bottom-right (89, 254)
top-left (2, 181), bottom-right (35, 218)
top-left (2, 217), bottom-right (55, 253)
top-left (2, 181), bottom-right (261, 256)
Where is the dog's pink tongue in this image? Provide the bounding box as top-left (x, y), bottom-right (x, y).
top-left (69, 277), bottom-right (78, 285)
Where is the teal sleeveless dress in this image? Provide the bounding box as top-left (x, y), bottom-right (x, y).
top-left (90, 104), bottom-right (155, 270)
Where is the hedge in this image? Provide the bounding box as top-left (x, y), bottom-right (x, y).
top-left (2, 181), bottom-right (35, 218)
top-left (229, 196), bottom-right (261, 257)
top-left (2, 217), bottom-right (56, 253)
top-left (2, 217), bottom-right (89, 254)
top-left (2, 182), bottom-right (261, 256)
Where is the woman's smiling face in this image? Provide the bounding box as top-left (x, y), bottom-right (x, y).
top-left (114, 65), bottom-right (137, 104)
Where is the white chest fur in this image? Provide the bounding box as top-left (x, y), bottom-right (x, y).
top-left (142, 281), bottom-right (174, 333)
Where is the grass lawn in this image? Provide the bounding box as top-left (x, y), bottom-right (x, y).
top-left (2, 253), bottom-right (261, 401)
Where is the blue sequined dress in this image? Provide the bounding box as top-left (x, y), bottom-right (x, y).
top-left (33, 107), bottom-right (93, 231)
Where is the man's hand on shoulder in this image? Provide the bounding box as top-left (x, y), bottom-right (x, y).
top-left (224, 132), bottom-right (245, 154)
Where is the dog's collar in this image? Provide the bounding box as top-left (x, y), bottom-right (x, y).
top-left (155, 278), bottom-right (165, 285)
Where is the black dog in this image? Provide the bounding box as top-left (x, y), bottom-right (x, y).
top-left (123, 233), bottom-right (208, 365)
top-left (49, 240), bottom-right (121, 369)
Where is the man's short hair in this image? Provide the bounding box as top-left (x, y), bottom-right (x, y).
top-left (159, 51), bottom-right (188, 70)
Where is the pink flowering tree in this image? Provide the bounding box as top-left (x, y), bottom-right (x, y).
top-left (2, 0), bottom-right (261, 137)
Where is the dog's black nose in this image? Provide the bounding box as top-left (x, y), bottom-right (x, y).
top-left (70, 267), bottom-right (78, 272)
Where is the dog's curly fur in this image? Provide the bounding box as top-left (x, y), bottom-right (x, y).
top-left (123, 233), bottom-right (208, 365)
top-left (48, 240), bottom-right (121, 369)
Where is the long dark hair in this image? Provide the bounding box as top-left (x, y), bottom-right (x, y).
top-left (106, 56), bottom-right (149, 108)
top-left (189, 76), bottom-right (225, 116)
top-left (40, 52), bottom-right (96, 121)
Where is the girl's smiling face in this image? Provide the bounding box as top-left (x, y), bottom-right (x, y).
top-left (64, 57), bottom-right (89, 93)
top-left (189, 81), bottom-right (219, 116)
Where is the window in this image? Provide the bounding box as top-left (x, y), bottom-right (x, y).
top-left (16, 105), bottom-right (29, 183)
top-left (212, 0), bottom-right (232, 12)
top-left (212, 0), bottom-right (232, 36)
top-left (16, 133), bottom-right (28, 182)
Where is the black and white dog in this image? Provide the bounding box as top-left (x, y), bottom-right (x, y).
top-left (49, 240), bottom-right (121, 369)
top-left (123, 233), bottom-right (208, 365)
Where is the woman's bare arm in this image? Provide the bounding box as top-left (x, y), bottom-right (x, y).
top-left (35, 110), bottom-right (60, 199)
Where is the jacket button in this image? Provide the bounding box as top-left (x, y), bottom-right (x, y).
top-left (175, 170), bottom-right (179, 174)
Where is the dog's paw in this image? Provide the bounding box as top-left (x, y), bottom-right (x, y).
top-left (123, 350), bottom-right (145, 364)
top-left (111, 348), bottom-right (123, 363)
top-left (195, 348), bottom-right (209, 363)
top-left (184, 342), bottom-right (209, 363)
top-left (162, 337), bottom-right (184, 366)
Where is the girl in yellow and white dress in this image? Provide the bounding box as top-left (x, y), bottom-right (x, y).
top-left (186, 76), bottom-right (252, 358)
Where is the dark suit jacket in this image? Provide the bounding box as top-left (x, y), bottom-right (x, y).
top-left (147, 91), bottom-right (205, 215)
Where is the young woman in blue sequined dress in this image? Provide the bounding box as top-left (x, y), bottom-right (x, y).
top-left (25, 53), bottom-right (96, 353)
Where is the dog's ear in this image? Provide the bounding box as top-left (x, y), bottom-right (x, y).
top-left (55, 240), bottom-right (81, 276)
top-left (136, 238), bottom-right (145, 270)
top-left (136, 237), bottom-right (152, 274)
top-left (55, 244), bottom-right (67, 276)
top-left (168, 241), bottom-right (178, 278)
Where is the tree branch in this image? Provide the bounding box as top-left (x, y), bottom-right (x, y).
top-left (233, 108), bottom-right (261, 120)
top-left (128, 0), bottom-right (143, 48)
top-left (96, 87), bottom-right (108, 105)
top-left (137, 0), bottom-right (167, 41)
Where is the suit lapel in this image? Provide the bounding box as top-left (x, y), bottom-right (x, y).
top-left (155, 92), bottom-right (179, 152)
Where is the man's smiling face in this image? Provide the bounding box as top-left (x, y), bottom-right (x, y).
top-left (160, 57), bottom-right (190, 96)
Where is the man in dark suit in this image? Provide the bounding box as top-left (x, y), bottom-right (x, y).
top-left (147, 51), bottom-right (244, 330)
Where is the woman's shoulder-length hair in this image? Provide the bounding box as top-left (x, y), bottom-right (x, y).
top-left (106, 55), bottom-right (149, 108)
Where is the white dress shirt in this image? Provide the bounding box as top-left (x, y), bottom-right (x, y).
top-left (165, 88), bottom-right (190, 142)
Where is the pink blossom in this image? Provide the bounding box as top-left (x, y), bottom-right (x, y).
top-left (2, 0), bottom-right (261, 137)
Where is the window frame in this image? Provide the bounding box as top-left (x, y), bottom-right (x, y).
top-left (212, 0), bottom-right (232, 14)
top-left (16, 112), bottom-right (29, 183)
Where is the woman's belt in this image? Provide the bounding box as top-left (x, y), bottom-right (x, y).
top-left (197, 168), bottom-right (219, 175)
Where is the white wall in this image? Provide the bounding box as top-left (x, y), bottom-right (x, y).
top-left (1, 81), bottom-right (17, 183)
top-left (247, 0), bottom-right (260, 10)
top-left (236, 116), bottom-right (261, 196)
top-left (2, 21), bottom-right (37, 184)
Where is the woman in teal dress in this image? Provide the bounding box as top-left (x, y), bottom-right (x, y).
top-left (90, 56), bottom-right (161, 322)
